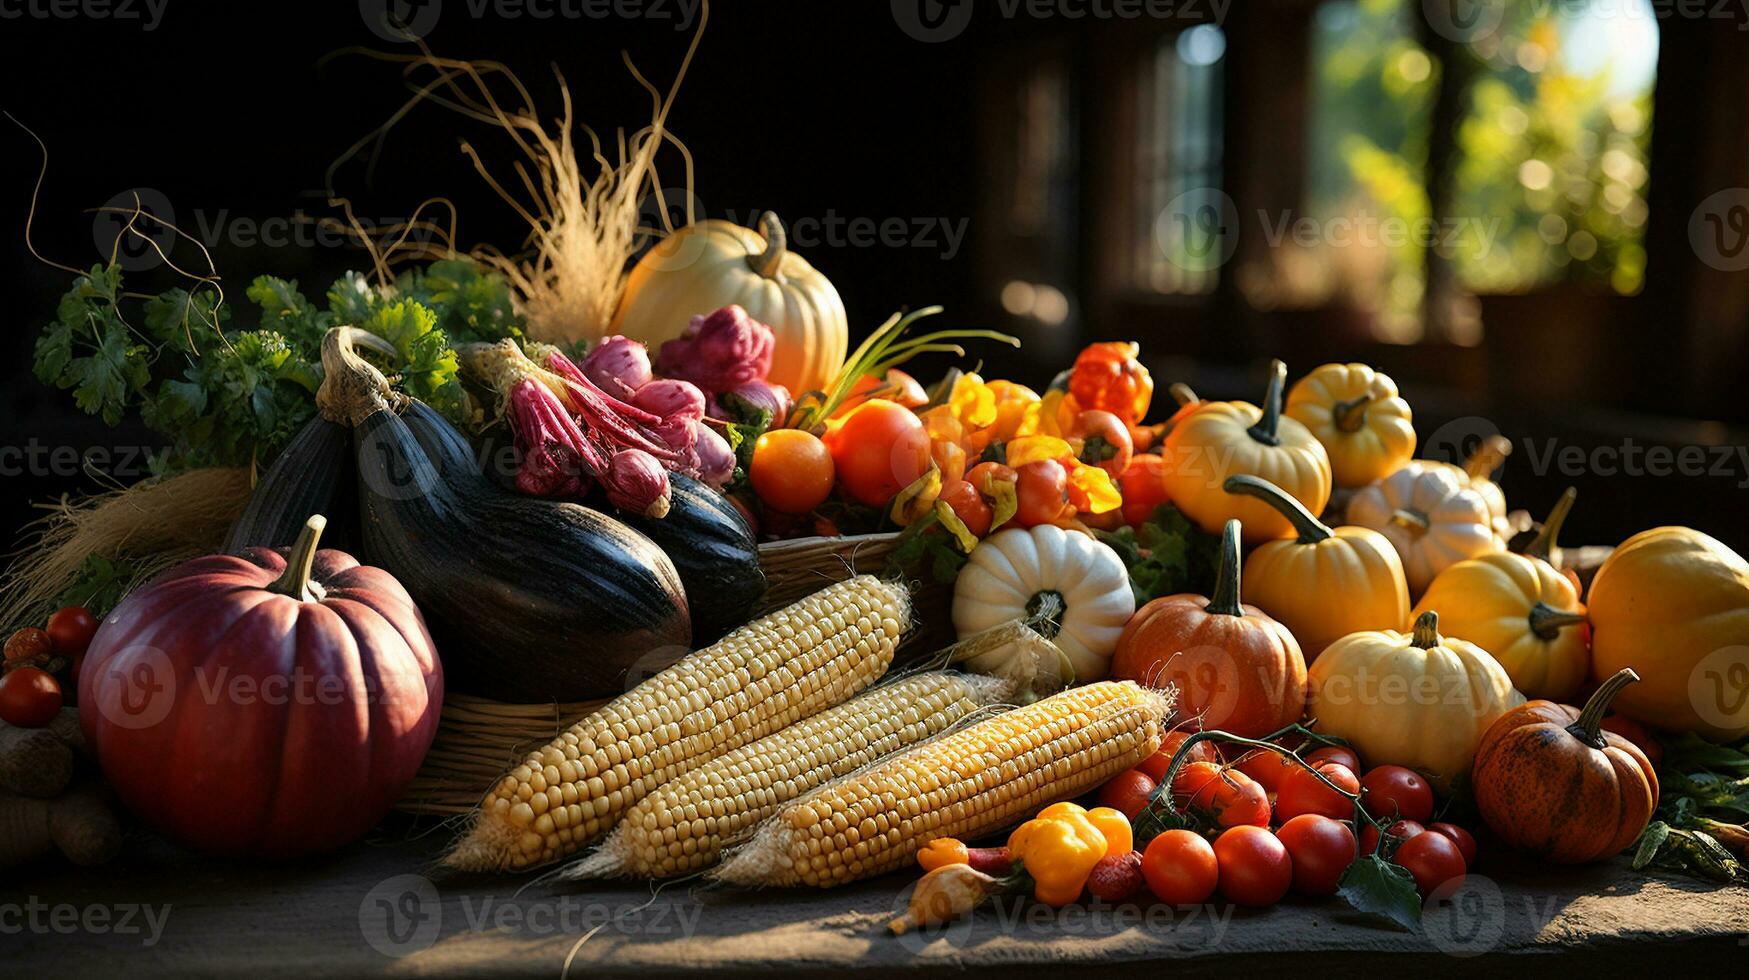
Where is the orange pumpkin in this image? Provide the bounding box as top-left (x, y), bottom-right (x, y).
top-left (1112, 519), bottom-right (1307, 737)
top-left (1471, 668), bottom-right (1659, 864)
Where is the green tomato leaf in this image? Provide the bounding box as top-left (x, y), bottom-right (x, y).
top-left (1337, 854), bottom-right (1422, 931)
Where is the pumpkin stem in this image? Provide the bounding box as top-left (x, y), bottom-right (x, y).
top-left (1524, 486), bottom-right (1577, 564)
top-left (1024, 590), bottom-right (1066, 640)
top-left (1169, 382), bottom-right (1199, 408)
top-left (1464, 435), bottom-right (1512, 480)
top-left (1208, 520), bottom-right (1245, 616)
top-left (1223, 474), bottom-right (1332, 544)
top-left (1244, 360), bottom-right (1288, 447)
top-left (748, 212), bottom-right (788, 280)
top-left (1332, 393), bottom-right (1376, 434)
top-left (1570, 668), bottom-right (1640, 749)
top-left (1390, 508), bottom-right (1430, 533)
top-left (1410, 610), bottom-right (1442, 649)
top-left (1528, 602), bottom-right (1587, 641)
top-left (268, 514), bottom-right (327, 602)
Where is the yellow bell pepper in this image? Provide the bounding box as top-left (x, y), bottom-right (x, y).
top-left (1007, 802), bottom-right (1109, 906)
top-left (1085, 806), bottom-right (1133, 856)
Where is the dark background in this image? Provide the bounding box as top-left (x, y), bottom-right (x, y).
top-left (3, 0), bottom-right (1748, 553)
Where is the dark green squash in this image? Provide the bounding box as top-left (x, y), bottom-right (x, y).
top-left (321, 328), bottom-right (691, 703)
top-left (616, 473), bottom-right (764, 643)
top-left (223, 416), bottom-right (357, 554)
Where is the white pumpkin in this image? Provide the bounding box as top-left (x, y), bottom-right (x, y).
top-left (610, 212), bottom-right (848, 398)
top-left (1346, 462), bottom-right (1503, 595)
top-left (952, 525), bottom-right (1135, 683)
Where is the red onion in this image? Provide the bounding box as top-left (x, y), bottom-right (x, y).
top-left (581, 336), bottom-right (653, 398)
top-left (694, 424), bottom-right (736, 489)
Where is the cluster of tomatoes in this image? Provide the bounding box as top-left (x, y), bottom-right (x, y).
top-left (744, 341), bottom-right (1172, 539)
top-left (1, 605), bottom-right (97, 728)
top-left (1095, 731), bottom-right (1476, 908)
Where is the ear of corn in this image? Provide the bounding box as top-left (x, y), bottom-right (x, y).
top-left (712, 679), bottom-right (1173, 888)
top-left (445, 575), bottom-right (912, 872)
top-left (566, 671), bottom-right (1014, 880)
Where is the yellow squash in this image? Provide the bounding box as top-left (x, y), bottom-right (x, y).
top-left (1160, 360), bottom-right (1332, 545)
top-left (1308, 611), bottom-right (1524, 790)
top-left (1223, 474), bottom-right (1409, 661)
top-left (1588, 526), bottom-right (1749, 740)
top-left (1345, 461), bottom-right (1502, 595)
top-left (1412, 488), bottom-right (1589, 702)
top-left (1285, 363), bottom-right (1416, 489)
top-left (611, 212), bottom-right (848, 397)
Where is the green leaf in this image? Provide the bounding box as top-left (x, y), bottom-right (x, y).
top-left (1337, 854), bottom-right (1422, 931)
top-left (363, 299), bottom-right (467, 423)
top-left (1632, 821), bottom-right (1670, 870)
top-left (144, 286), bottom-right (227, 352)
top-left (246, 276), bottom-right (329, 350)
top-left (392, 258), bottom-right (523, 344)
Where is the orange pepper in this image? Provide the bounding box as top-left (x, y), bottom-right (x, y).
top-left (1068, 341), bottom-right (1153, 426)
top-left (1085, 806), bottom-right (1134, 856)
top-left (917, 837), bottom-right (971, 872)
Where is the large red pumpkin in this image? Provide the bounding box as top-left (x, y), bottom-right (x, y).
top-left (1112, 519), bottom-right (1307, 737)
top-left (79, 515), bottom-right (442, 859)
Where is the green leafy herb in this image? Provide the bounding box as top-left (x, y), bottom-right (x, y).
top-left (1632, 733), bottom-right (1749, 884)
top-left (1337, 855), bottom-right (1424, 931)
top-left (718, 403), bottom-right (773, 491)
top-left (33, 265), bottom-right (152, 426)
top-left (57, 553), bottom-right (145, 617)
top-left (1094, 504), bottom-right (1222, 605)
top-left (882, 509), bottom-right (970, 585)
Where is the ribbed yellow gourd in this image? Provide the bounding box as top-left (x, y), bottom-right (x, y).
top-left (1412, 488), bottom-right (1590, 701)
top-left (1223, 474), bottom-right (1409, 662)
top-left (1285, 362), bottom-right (1416, 488)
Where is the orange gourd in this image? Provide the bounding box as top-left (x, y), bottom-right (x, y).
top-left (1112, 519), bottom-right (1307, 737)
top-left (1471, 669), bottom-right (1659, 864)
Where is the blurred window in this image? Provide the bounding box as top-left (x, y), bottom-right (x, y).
top-left (1136, 23), bottom-right (1227, 295)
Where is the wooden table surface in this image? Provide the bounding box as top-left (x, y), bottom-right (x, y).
top-left (8, 818), bottom-right (1747, 979)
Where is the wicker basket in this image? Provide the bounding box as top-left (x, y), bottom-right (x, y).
top-left (397, 531), bottom-right (957, 815)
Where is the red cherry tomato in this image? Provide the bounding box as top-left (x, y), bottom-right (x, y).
top-left (45, 605), bottom-right (99, 660)
top-left (1394, 828), bottom-right (1467, 897)
top-left (1359, 818), bottom-right (1426, 856)
top-left (937, 479), bottom-right (994, 538)
top-left (1172, 762), bottom-right (1270, 827)
top-left (1360, 765), bottom-right (1435, 823)
top-left (1427, 822), bottom-right (1478, 868)
top-left (1275, 814), bottom-right (1358, 896)
top-left (4, 627), bottom-right (53, 663)
top-left (1141, 829), bottom-right (1219, 905)
top-left (1013, 459), bottom-right (1071, 528)
top-left (0, 666), bottom-right (63, 728)
top-left (1233, 748), bottom-right (1299, 794)
top-left (1095, 768), bottom-right (1158, 820)
top-left (1306, 745), bottom-right (1361, 772)
top-left (1136, 729), bottom-right (1220, 783)
top-left (1275, 762), bottom-right (1360, 822)
top-left (1213, 825), bottom-right (1294, 907)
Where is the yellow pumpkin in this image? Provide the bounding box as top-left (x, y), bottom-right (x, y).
top-left (1160, 360), bottom-right (1332, 545)
top-left (1308, 611), bottom-right (1525, 789)
top-left (1428, 435), bottom-right (1513, 540)
top-left (1345, 462), bottom-right (1502, 595)
top-left (1223, 474), bottom-right (1409, 661)
top-left (611, 212), bottom-right (849, 397)
top-left (1588, 526), bottom-right (1749, 740)
top-left (1411, 488), bottom-right (1589, 701)
top-left (1284, 363), bottom-right (1416, 489)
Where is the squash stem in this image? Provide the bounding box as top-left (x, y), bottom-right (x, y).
top-left (748, 211), bottom-right (788, 280)
top-left (1528, 602), bottom-right (1587, 641)
top-left (1208, 519), bottom-right (1245, 616)
top-left (1244, 360), bottom-right (1288, 447)
top-left (1570, 668), bottom-right (1640, 748)
top-left (268, 514), bottom-right (326, 602)
top-left (1223, 474), bottom-right (1332, 544)
top-left (1390, 508), bottom-right (1430, 533)
top-left (1524, 486), bottom-right (1577, 563)
top-left (1024, 590), bottom-right (1066, 640)
top-left (1332, 393), bottom-right (1376, 434)
top-left (1168, 382), bottom-right (1199, 408)
top-left (1464, 435), bottom-right (1512, 480)
top-left (1410, 610), bottom-right (1442, 649)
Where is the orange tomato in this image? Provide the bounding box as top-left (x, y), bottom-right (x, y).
top-left (1118, 454), bottom-right (1171, 527)
top-left (821, 399), bottom-right (932, 508)
top-left (750, 429), bottom-right (835, 514)
top-left (835, 369), bottom-right (927, 417)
